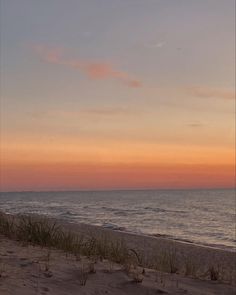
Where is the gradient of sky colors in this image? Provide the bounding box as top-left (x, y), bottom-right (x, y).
top-left (0, 0), bottom-right (235, 191)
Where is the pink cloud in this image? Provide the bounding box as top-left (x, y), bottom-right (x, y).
top-left (32, 45), bottom-right (142, 88)
top-left (33, 45), bottom-right (64, 64)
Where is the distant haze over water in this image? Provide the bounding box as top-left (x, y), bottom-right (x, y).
top-left (0, 189), bottom-right (235, 250)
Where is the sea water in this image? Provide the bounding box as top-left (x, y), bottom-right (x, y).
top-left (0, 189), bottom-right (235, 250)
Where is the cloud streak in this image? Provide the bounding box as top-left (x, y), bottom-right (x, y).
top-left (81, 107), bottom-right (138, 116)
top-left (146, 41), bottom-right (166, 49)
top-left (33, 45), bottom-right (142, 88)
top-left (51, 107), bottom-right (139, 118)
top-left (186, 121), bottom-right (204, 128)
top-left (188, 86), bottom-right (235, 100)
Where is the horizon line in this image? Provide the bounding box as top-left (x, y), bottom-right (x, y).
top-left (1, 187), bottom-right (235, 194)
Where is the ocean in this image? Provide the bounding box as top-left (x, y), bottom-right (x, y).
top-left (0, 189), bottom-right (235, 250)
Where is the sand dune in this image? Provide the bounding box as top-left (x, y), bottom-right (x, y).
top-left (0, 213), bottom-right (235, 295)
top-left (0, 235), bottom-right (235, 295)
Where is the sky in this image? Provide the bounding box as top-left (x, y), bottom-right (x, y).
top-left (0, 0), bottom-right (235, 191)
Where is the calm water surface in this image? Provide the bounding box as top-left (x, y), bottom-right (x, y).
top-left (0, 189), bottom-right (235, 250)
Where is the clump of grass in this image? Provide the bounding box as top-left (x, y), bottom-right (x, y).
top-left (0, 213), bottom-right (130, 268)
top-left (55, 230), bottom-right (83, 254)
top-left (153, 247), bottom-right (178, 274)
top-left (78, 263), bottom-right (89, 286)
top-left (108, 240), bottom-right (129, 264)
top-left (184, 256), bottom-right (198, 277)
top-left (229, 269), bottom-right (236, 285)
top-left (94, 237), bottom-right (109, 261)
top-left (123, 248), bottom-right (145, 276)
top-left (121, 248), bottom-right (145, 283)
top-left (167, 247), bottom-right (178, 274)
top-left (208, 265), bottom-right (220, 281)
top-left (82, 237), bottom-right (97, 257)
top-left (0, 213), bottom-right (86, 257)
top-left (200, 264), bottom-right (224, 282)
top-left (80, 236), bottom-right (130, 267)
top-left (128, 248), bottom-right (143, 266)
top-left (0, 214), bottom-right (15, 238)
top-left (16, 216), bottom-right (60, 248)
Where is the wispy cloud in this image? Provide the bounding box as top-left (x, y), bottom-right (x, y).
top-left (186, 122), bottom-right (204, 128)
top-left (29, 107), bottom-right (140, 120)
top-left (145, 41), bottom-right (166, 49)
top-left (32, 45), bottom-right (142, 88)
top-left (52, 108), bottom-right (138, 117)
top-left (81, 107), bottom-right (141, 116)
top-left (188, 86), bottom-right (235, 100)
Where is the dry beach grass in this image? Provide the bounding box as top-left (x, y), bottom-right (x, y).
top-left (0, 212), bottom-right (235, 295)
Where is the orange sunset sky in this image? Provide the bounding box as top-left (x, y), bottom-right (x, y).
top-left (0, 0), bottom-right (235, 191)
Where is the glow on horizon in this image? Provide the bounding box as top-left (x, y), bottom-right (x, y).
top-left (1, 140), bottom-right (235, 191)
top-left (0, 0), bottom-right (235, 191)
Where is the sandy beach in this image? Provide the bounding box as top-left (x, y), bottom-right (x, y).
top-left (0, 213), bottom-right (235, 295)
top-left (58, 218), bottom-right (236, 276)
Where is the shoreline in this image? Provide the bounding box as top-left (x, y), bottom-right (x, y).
top-left (0, 212), bottom-right (236, 294)
top-left (2, 212), bottom-right (235, 282)
top-left (3, 211), bottom-right (236, 252)
top-left (3, 210), bottom-right (235, 253)
top-left (56, 217), bottom-right (236, 267)
top-left (101, 222), bottom-right (236, 252)
top-left (63, 218), bottom-right (236, 253)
